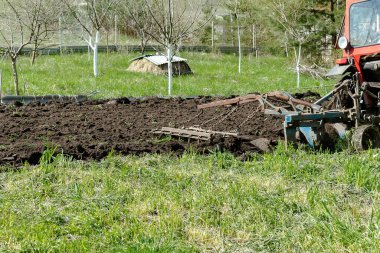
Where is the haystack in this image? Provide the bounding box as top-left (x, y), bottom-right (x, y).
top-left (128, 55), bottom-right (192, 75)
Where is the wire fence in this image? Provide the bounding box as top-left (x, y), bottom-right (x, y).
top-left (0, 45), bottom-right (259, 58)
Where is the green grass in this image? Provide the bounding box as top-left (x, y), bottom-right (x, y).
top-left (0, 53), bottom-right (377, 252)
top-left (0, 147), bottom-right (379, 252)
top-left (0, 52), bottom-right (333, 98)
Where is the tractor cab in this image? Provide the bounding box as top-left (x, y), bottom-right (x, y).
top-left (331, 0), bottom-right (380, 83)
top-left (350, 0), bottom-right (380, 48)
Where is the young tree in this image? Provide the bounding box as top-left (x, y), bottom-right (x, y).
top-left (30, 0), bottom-right (61, 65)
top-left (129, 0), bottom-right (212, 96)
top-left (0, 0), bottom-right (59, 95)
top-left (63, 0), bottom-right (119, 77)
top-left (225, 0), bottom-right (244, 73)
top-left (269, 0), bottom-right (310, 87)
top-left (117, 0), bottom-right (157, 54)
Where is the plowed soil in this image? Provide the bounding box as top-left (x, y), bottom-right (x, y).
top-left (0, 97), bottom-right (284, 166)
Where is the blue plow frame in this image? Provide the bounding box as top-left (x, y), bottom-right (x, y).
top-left (284, 112), bottom-right (347, 147)
top-left (262, 92), bottom-right (348, 147)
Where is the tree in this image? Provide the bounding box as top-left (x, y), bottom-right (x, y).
top-left (117, 0), bottom-right (157, 54)
top-left (63, 0), bottom-right (119, 77)
top-left (224, 0), bottom-right (246, 73)
top-left (30, 0), bottom-right (61, 65)
top-left (0, 0), bottom-right (59, 95)
top-left (269, 0), bottom-right (310, 87)
top-left (129, 0), bottom-right (212, 96)
top-left (303, 0), bottom-right (345, 58)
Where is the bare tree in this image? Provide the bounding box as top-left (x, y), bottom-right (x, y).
top-left (0, 0), bottom-right (59, 95)
top-left (30, 0), bottom-right (61, 65)
top-left (129, 0), bottom-right (213, 96)
top-left (118, 0), bottom-right (157, 54)
top-left (63, 0), bottom-right (119, 77)
top-left (269, 0), bottom-right (309, 88)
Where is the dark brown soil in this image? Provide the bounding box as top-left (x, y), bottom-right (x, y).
top-left (0, 97), bottom-right (284, 166)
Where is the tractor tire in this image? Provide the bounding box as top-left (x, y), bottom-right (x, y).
top-left (351, 125), bottom-right (380, 151)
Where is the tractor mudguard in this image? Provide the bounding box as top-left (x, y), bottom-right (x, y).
top-left (326, 64), bottom-right (353, 77)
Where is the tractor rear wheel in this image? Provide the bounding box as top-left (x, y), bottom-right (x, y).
top-left (351, 125), bottom-right (380, 151)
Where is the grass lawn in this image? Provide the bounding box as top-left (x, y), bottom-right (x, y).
top-left (1, 148), bottom-right (379, 252)
top-left (0, 53), bottom-right (378, 252)
top-left (0, 52), bottom-right (334, 98)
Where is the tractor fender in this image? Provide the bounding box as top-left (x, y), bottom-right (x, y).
top-left (326, 64), bottom-right (355, 77)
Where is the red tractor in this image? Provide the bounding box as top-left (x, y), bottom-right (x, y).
top-left (266, 0), bottom-right (380, 150)
top-left (323, 0), bottom-right (380, 150)
top-left (163, 0), bottom-right (380, 151)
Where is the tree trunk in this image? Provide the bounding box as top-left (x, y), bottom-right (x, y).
top-left (11, 58), bottom-right (19, 95)
top-left (59, 17), bottom-right (63, 55)
top-left (93, 30), bottom-right (100, 77)
top-left (106, 30), bottom-right (109, 55)
top-left (141, 42), bottom-right (146, 55)
top-left (114, 15), bottom-right (118, 46)
top-left (330, 0), bottom-right (337, 46)
top-left (140, 29), bottom-right (146, 54)
top-left (230, 12), bottom-right (235, 47)
top-left (285, 31), bottom-right (289, 57)
top-left (31, 41), bottom-right (38, 65)
top-left (31, 24), bottom-right (41, 65)
top-left (0, 69), bottom-right (3, 101)
top-left (211, 20), bottom-right (214, 50)
top-left (167, 44), bottom-right (173, 96)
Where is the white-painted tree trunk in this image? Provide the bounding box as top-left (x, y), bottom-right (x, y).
top-left (114, 15), bottom-right (118, 45)
top-left (211, 20), bottom-right (214, 49)
top-left (252, 24), bottom-right (255, 54)
top-left (295, 44), bottom-right (302, 89)
top-left (59, 17), bottom-right (62, 55)
top-left (238, 25), bottom-right (242, 74)
top-left (167, 44), bottom-right (173, 96)
top-left (0, 69), bottom-right (2, 101)
top-left (93, 30), bottom-right (100, 77)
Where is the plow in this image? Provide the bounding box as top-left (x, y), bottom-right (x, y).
top-left (155, 0), bottom-right (380, 151)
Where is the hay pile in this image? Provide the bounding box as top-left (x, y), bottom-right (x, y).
top-left (128, 57), bottom-right (193, 76)
top-left (128, 59), bottom-right (165, 75)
